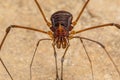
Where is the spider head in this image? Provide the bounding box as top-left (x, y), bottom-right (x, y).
top-left (52, 24), bottom-right (69, 49)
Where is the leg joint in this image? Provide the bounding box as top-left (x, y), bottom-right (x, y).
top-left (112, 23), bottom-right (120, 29)
top-left (6, 25), bottom-right (15, 33)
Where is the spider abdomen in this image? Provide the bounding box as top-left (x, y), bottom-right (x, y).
top-left (50, 10), bottom-right (73, 31)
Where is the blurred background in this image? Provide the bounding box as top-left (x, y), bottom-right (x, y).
top-left (0, 0), bottom-right (120, 80)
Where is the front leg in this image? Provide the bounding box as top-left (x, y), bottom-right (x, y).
top-left (70, 23), bottom-right (120, 35)
top-left (0, 25), bottom-right (49, 50)
top-left (52, 43), bottom-right (60, 80)
top-left (61, 44), bottom-right (70, 80)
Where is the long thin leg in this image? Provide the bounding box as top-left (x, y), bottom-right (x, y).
top-left (0, 25), bottom-right (50, 50)
top-left (70, 23), bottom-right (120, 35)
top-left (61, 43), bottom-right (70, 80)
top-left (0, 58), bottom-right (13, 80)
top-left (52, 43), bottom-right (60, 80)
top-left (72, 36), bottom-right (94, 80)
top-left (82, 0), bottom-right (95, 17)
top-left (30, 38), bottom-right (51, 80)
top-left (34, 0), bottom-right (51, 27)
top-left (72, 0), bottom-right (90, 26)
top-left (73, 36), bottom-right (120, 77)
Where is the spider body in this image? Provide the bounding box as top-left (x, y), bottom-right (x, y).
top-left (50, 11), bottom-right (73, 49)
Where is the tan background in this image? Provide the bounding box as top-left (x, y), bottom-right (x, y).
top-left (0, 0), bottom-right (120, 80)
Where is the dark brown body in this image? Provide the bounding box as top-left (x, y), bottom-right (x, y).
top-left (50, 11), bottom-right (73, 49)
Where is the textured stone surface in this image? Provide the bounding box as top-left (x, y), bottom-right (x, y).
top-left (0, 0), bottom-right (120, 80)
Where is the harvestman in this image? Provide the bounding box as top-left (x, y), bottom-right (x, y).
top-left (0, 0), bottom-right (120, 80)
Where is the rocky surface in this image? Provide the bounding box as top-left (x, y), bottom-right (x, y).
top-left (0, 0), bottom-right (120, 80)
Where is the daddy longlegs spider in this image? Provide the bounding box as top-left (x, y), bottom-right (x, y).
top-left (0, 0), bottom-right (120, 80)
